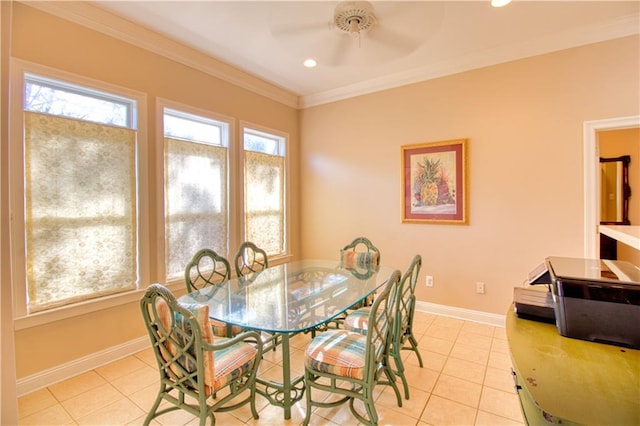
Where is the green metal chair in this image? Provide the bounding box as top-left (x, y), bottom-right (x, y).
top-left (302, 270), bottom-right (402, 426)
top-left (140, 283), bottom-right (263, 426)
top-left (185, 248), bottom-right (231, 293)
top-left (233, 241), bottom-right (279, 351)
top-left (185, 248), bottom-right (240, 337)
top-left (344, 254), bottom-right (424, 400)
top-left (234, 241), bottom-right (268, 277)
top-left (339, 236), bottom-right (381, 316)
top-left (312, 237), bottom-right (382, 337)
top-left (340, 236), bottom-right (381, 280)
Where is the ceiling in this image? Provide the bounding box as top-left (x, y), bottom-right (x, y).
top-left (92, 1), bottom-right (640, 107)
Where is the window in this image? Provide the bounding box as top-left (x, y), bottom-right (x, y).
top-left (21, 72), bottom-right (140, 313)
top-left (242, 127), bottom-right (287, 256)
top-left (10, 62), bottom-right (290, 321)
top-left (163, 108), bottom-right (231, 279)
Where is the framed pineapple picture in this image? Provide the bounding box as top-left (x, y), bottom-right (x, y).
top-left (401, 138), bottom-right (468, 224)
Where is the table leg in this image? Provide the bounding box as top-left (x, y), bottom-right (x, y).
top-left (281, 333), bottom-right (292, 419)
top-left (255, 332), bottom-right (305, 420)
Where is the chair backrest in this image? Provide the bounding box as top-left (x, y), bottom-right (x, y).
top-left (185, 248), bottom-right (231, 293)
top-left (363, 269), bottom-right (401, 382)
top-left (396, 254), bottom-right (422, 341)
top-left (340, 237), bottom-right (381, 280)
top-left (234, 241), bottom-right (268, 277)
top-left (140, 283), bottom-right (213, 396)
top-left (340, 237), bottom-right (381, 266)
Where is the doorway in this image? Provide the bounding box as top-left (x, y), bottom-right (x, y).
top-left (583, 115), bottom-right (640, 258)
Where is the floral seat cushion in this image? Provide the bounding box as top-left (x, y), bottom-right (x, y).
top-left (155, 299), bottom-right (257, 394)
top-left (344, 307), bottom-right (371, 335)
top-left (210, 319), bottom-right (244, 338)
top-left (305, 329), bottom-right (367, 380)
top-left (213, 339), bottom-right (258, 390)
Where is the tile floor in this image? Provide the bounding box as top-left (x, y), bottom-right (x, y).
top-left (17, 312), bottom-right (525, 425)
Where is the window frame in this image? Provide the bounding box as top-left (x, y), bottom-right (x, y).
top-left (156, 98), bottom-right (237, 283)
top-left (240, 121), bottom-right (291, 262)
top-left (10, 59), bottom-right (150, 329)
top-left (8, 62), bottom-right (292, 330)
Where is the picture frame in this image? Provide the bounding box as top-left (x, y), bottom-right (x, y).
top-left (401, 138), bottom-right (468, 224)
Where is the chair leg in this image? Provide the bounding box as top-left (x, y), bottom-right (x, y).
top-left (349, 389), bottom-right (378, 426)
top-left (249, 385), bottom-right (259, 419)
top-left (198, 413), bottom-right (208, 426)
top-left (383, 362), bottom-right (403, 408)
top-left (393, 350), bottom-right (410, 400)
top-left (143, 389), bottom-right (164, 426)
top-left (303, 371), bottom-right (313, 426)
top-left (407, 333), bottom-right (424, 367)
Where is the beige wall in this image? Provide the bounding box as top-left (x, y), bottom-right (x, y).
top-left (299, 35), bottom-right (640, 315)
top-left (8, 3), bottom-right (300, 379)
top-left (5, 2), bottom-right (640, 385)
top-left (599, 128), bottom-right (640, 265)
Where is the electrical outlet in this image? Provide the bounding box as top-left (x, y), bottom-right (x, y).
top-left (476, 282), bottom-right (485, 294)
top-left (426, 275), bottom-right (434, 287)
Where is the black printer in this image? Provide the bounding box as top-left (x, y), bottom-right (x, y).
top-left (523, 256), bottom-right (640, 349)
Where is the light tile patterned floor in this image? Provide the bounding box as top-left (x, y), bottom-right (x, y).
top-left (17, 312), bottom-right (525, 425)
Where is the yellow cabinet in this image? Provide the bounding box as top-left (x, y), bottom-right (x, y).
top-left (506, 305), bottom-right (640, 425)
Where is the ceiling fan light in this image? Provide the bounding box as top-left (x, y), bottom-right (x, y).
top-left (491, 0), bottom-right (512, 7)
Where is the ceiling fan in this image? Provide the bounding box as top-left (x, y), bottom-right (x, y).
top-left (268, 1), bottom-right (441, 67)
top-left (332, 1), bottom-right (377, 43)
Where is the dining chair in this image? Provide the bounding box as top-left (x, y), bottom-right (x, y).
top-left (234, 241), bottom-right (268, 277)
top-left (233, 241), bottom-right (279, 351)
top-left (302, 270), bottom-right (402, 426)
top-left (344, 254), bottom-right (424, 400)
top-left (185, 248), bottom-right (241, 337)
top-left (338, 236), bottom-right (382, 316)
top-left (311, 237), bottom-right (382, 338)
top-left (340, 236), bottom-right (381, 274)
top-left (140, 283), bottom-right (263, 426)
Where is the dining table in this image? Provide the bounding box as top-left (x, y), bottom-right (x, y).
top-left (178, 259), bottom-right (396, 420)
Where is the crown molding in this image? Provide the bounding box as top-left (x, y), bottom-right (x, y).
top-left (19, 2), bottom-right (639, 110)
top-left (21, 1), bottom-right (300, 109)
top-left (300, 14), bottom-right (640, 108)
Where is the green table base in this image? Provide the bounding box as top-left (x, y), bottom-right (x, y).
top-left (254, 333), bottom-right (305, 419)
top-left (506, 304), bottom-right (640, 425)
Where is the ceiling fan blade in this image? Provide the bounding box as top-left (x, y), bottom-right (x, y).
top-left (366, 25), bottom-right (421, 56)
top-left (327, 34), bottom-right (354, 67)
top-left (270, 21), bottom-right (332, 38)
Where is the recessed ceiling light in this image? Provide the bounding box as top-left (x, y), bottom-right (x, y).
top-left (491, 0), bottom-right (512, 7)
top-left (303, 59), bottom-right (317, 68)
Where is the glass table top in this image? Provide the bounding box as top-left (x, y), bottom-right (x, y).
top-left (178, 259), bottom-right (395, 333)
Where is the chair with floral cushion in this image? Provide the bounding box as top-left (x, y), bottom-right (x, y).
top-left (344, 254), bottom-right (423, 400)
top-left (140, 283), bottom-right (263, 426)
top-left (234, 241), bottom-right (268, 277)
top-left (340, 236), bottom-right (381, 280)
top-left (185, 248), bottom-right (242, 337)
top-left (310, 237), bottom-right (381, 337)
top-left (233, 241), bottom-right (280, 350)
top-left (341, 237), bottom-right (381, 305)
top-left (302, 270), bottom-right (402, 426)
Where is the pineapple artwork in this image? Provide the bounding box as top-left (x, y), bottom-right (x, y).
top-left (411, 151), bottom-right (456, 214)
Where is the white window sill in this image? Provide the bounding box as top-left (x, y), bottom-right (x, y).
top-left (14, 281), bottom-right (185, 331)
top-left (14, 254), bottom-right (295, 330)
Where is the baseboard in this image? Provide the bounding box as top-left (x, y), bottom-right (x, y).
top-left (415, 301), bottom-right (506, 328)
top-left (16, 336), bottom-right (148, 397)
